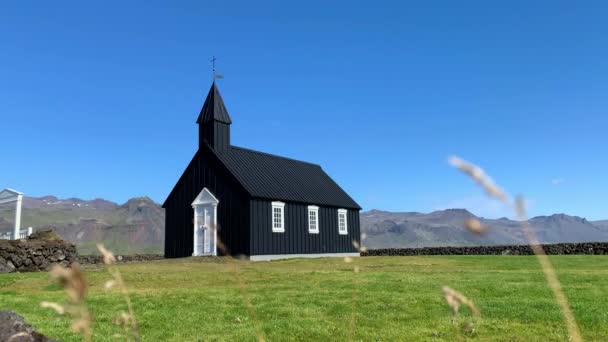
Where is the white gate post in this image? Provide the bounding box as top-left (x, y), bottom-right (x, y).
top-left (14, 194), bottom-right (22, 240)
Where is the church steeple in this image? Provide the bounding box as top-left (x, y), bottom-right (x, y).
top-left (198, 82), bottom-right (232, 152)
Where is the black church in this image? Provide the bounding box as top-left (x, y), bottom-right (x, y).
top-left (163, 82), bottom-right (361, 260)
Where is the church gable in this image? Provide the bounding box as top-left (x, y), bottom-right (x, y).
top-left (191, 187), bottom-right (219, 207)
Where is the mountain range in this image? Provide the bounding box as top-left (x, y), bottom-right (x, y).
top-left (1, 196), bottom-right (607, 253)
top-left (361, 209), bottom-right (608, 248)
top-left (0, 196), bottom-right (164, 254)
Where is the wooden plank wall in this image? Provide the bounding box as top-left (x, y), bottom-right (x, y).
top-left (164, 147), bottom-right (249, 258)
top-left (250, 199), bottom-right (360, 255)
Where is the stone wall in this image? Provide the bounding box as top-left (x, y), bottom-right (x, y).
top-left (362, 242), bottom-right (608, 256)
top-left (76, 254), bottom-right (164, 264)
top-left (0, 237), bottom-right (77, 273)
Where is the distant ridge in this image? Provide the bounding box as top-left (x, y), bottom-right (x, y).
top-left (0, 196), bottom-right (164, 254)
top-left (2, 196), bottom-right (607, 253)
top-left (361, 209), bottom-right (608, 248)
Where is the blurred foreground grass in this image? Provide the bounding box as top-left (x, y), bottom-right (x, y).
top-left (1, 255), bottom-right (607, 341)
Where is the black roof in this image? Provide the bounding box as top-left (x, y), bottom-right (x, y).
top-left (166, 82), bottom-right (360, 210)
top-left (196, 82), bottom-right (232, 124)
top-left (212, 145), bottom-right (361, 209)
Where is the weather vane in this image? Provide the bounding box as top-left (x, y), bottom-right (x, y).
top-left (211, 56), bottom-right (223, 80)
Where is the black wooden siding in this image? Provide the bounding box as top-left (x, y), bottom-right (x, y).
top-left (163, 145), bottom-right (250, 258)
top-left (200, 121), bottom-right (230, 152)
top-left (250, 199), bottom-right (360, 255)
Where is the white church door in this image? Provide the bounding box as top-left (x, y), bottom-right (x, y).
top-left (195, 221), bottom-right (205, 256)
top-left (192, 188), bottom-right (219, 257)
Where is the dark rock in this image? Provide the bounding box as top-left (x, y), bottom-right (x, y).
top-left (0, 258), bottom-right (15, 273)
top-left (0, 310), bottom-right (55, 341)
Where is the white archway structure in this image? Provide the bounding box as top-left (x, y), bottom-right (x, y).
top-left (191, 188), bottom-right (218, 256)
top-left (0, 188), bottom-right (23, 240)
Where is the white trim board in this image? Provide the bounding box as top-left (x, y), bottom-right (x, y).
top-left (249, 253), bottom-right (360, 262)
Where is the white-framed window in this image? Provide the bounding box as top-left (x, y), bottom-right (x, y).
top-left (308, 205), bottom-right (319, 234)
top-left (338, 209), bottom-right (348, 235)
top-left (272, 201), bottom-right (285, 233)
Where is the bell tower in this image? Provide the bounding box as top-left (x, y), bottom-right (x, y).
top-left (197, 82), bottom-right (232, 153)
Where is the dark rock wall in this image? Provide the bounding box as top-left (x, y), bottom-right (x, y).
top-left (76, 254), bottom-right (163, 264)
top-left (362, 242), bottom-right (608, 256)
top-left (0, 238), bottom-right (77, 273)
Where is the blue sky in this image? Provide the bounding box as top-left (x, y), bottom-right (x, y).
top-left (1, 1), bottom-right (607, 219)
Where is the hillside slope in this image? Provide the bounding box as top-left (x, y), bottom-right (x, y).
top-left (2, 196), bottom-right (608, 253)
top-left (0, 196), bottom-right (164, 254)
top-left (361, 209), bottom-right (608, 248)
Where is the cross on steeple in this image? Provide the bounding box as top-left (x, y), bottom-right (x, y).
top-left (211, 56), bottom-right (223, 80)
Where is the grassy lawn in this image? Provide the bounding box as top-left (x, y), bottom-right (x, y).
top-left (1, 255), bottom-right (608, 341)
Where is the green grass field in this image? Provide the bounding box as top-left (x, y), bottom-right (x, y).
top-left (1, 255), bottom-right (608, 341)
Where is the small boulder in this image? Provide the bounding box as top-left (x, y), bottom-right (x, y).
top-left (0, 259), bottom-right (15, 273)
top-left (0, 310), bottom-right (55, 341)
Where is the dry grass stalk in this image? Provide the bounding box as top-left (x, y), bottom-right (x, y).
top-left (442, 286), bottom-right (480, 318)
top-left (50, 263), bottom-right (87, 303)
top-left (464, 218), bottom-right (487, 235)
top-left (346, 239), bottom-right (368, 341)
top-left (449, 156), bottom-right (582, 342)
top-left (448, 156), bottom-right (507, 202)
top-left (352, 240), bottom-right (367, 253)
top-left (215, 235), bottom-right (266, 342)
top-left (97, 243), bottom-right (140, 342)
top-left (41, 263), bottom-right (91, 342)
top-left (515, 197), bottom-right (582, 342)
top-left (348, 270), bottom-right (359, 342)
top-left (40, 301), bottom-right (66, 314)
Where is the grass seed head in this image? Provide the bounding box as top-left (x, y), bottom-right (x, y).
top-left (50, 263), bottom-right (87, 303)
top-left (464, 218), bottom-right (487, 235)
top-left (46, 263), bottom-right (91, 342)
top-left (442, 286), bottom-right (480, 318)
top-left (40, 301), bottom-right (66, 315)
top-left (104, 280), bottom-right (117, 291)
top-left (352, 240), bottom-right (367, 253)
top-left (97, 244), bottom-right (116, 265)
top-left (515, 195), bottom-right (528, 220)
top-left (448, 156), bottom-right (507, 202)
